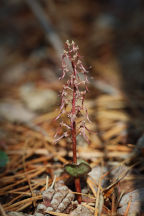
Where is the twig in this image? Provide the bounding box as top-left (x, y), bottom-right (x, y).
top-left (0, 204), bottom-right (7, 216)
top-left (111, 193), bottom-right (116, 216)
top-left (94, 165), bottom-right (103, 216)
top-left (124, 199), bottom-right (131, 216)
top-left (23, 154), bottom-right (36, 207)
top-left (94, 178), bottom-right (101, 216)
top-left (25, 0), bottom-right (63, 61)
top-left (50, 175), bottom-right (56, 188)
top-left (46, 176), bottom-right (49, 190)
top-left (87, 177), bottom-right (97, 198)
top-left (4, 196), bottom-right (41, 211)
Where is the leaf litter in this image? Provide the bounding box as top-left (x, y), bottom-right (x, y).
top-left (1, 1), bottom-right (144, 216)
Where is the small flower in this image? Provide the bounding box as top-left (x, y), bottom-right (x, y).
top-left (54, 132), bottom-right (69, 144)
top-left (56, 40), bottom-right (91, 138)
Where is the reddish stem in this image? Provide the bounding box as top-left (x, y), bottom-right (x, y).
top-left (71, 120), bottom-right (77, 163)
top-left (75, 178), bottom-right (82, 203)
top-left (71, 61), bottom-right (82, 203)
top-left (71, 61), bottom-right (77, 164)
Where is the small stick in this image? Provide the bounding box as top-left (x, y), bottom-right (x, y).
top-left (111, 193), bottom-right (116, 216)
top-left (46, 176), bottom-right (49, 190)
top-left (124, 199), bottom-right (132, 216)
top-left (50, 175), bottom-right (56, 189)
top-left (23, 154), bottom-right (37, 207)
top-left (25, 0), bottom-right (63, 61)
top-left (0, 204), bottom-right (7, 216)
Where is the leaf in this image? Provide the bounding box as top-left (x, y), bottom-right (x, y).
top-left (0, 150), bottom-right (8, 167)
top-left (64, 162), bottom-right (91, 177)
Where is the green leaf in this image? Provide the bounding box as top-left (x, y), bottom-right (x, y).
top-left (0, 151), bottom-right (9, 167)
top-left (64, 162), bottom-right (91, 177)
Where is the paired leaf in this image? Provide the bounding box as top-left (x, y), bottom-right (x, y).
top-left (0, 151), bottom-right (8, 167)
top-left (64, 162), bottom-right (91, 177)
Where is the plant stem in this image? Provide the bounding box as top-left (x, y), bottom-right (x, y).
top-left (75, 178), bottom-right (82, 203)
top-left (71, 121), bottom-right (77, 164)
top-left (71, 61), bottom-right (82, 204)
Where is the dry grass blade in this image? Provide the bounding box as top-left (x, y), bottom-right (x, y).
top-left (82, 203), bottom-right (95, 212)
top-left (4, 196), bottom-right (41, 211)
top-left (23, 154), bottom-right (36, 207)
top-left (25, 0), bottom-right (63, 61)
top-left (3, 194), bottom-right (23, 208)
top-left (87, 177), bottom-right (97, 198)
top-left (0, 204), bottom-right (7, 216)
top-left (94, 174), bottom-right (103, 216)
top-left (0, 167), bottom-right (46, 195)
top-left (111, 193), bottom-right (117, 215)
top-left (124, 200), bottom-right (132, 216)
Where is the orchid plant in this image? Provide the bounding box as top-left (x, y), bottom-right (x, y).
top-left (55, 40), bottom-right (91, 203)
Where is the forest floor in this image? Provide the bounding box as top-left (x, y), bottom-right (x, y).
top-left (0, 1), bottom-right (144, 215)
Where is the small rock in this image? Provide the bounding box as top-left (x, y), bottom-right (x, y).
top-left (118, 188), bottom-right (144, 215)
top-left (91, 13), bottom-right (118, 45)
top-left (0, 100), bottom-right (36, 122)
top-left (19, 83), bottom-right (58, 112)
top-left (70, 205), bottom-right (93, 216)
top-left (34, 213), bottom-right (44, 216)
top-left (88, 166), bottom-right (109, 188)
top-left (95, 13), bottom-right (117, 30)
top-left (119, 188), bottom-right (144, 206)
top-left (88, 164), bottom-right (130, 195)
top-left (118, 201), bottom-right (142, 216)
top-left (2, 63), bottom-right (28, 84)
top-left (41, 68), bottom-right (58, 82)
top-left (136, 135), bottom-right (144, 151)
top-left (127, 134), bottom-right (144, 160)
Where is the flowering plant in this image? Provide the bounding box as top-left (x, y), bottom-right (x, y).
top-left (55, 40), bottom-right (91, 203)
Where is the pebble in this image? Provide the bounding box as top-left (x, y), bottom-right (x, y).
top-left (0, 100), bottom-right (36, 122)
top-left (7, 212), bottom-right (32, 216)
top-left (70, 205), bottom-right (93, 216)
top-left (19, 83), bottom-right (58, 112)
top-left (118, 188), bottom-right (144, 215)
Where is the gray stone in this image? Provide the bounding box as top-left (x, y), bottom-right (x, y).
top-left (0, 100), bottom-right (36, 122)
top-left (19, 83), bottom-right (58, 112)
top-left (70, 205), bottom-right (93, 216)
